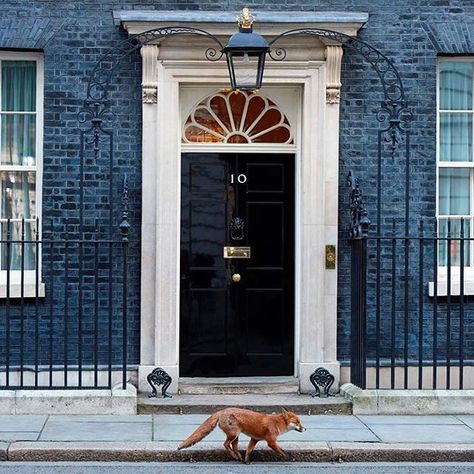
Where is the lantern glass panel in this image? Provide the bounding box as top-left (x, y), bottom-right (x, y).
top-left (231, 52), bottom-right (260, 90)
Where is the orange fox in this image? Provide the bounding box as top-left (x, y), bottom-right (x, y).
top-left (177, 407), bottom-right (306, 463)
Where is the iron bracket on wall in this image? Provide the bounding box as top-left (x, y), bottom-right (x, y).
top-left (147, 367), bottom-right (172, 399)
top-left (310, 367), bottom-right (336, 397)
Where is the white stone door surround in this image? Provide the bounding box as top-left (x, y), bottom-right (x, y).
top-left (116, 11), bottom-right (367, 393)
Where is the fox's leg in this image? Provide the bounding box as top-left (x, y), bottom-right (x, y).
top-left (267, 440), bottom-right (288, 458)
top-left (244, 438), bottom-right (259, 464)
top-left (224, 434), bottom-right (241, 461)
top-left (231, 437), bottom-right (243, 461)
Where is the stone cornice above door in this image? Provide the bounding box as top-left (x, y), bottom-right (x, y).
top-left (114, 10), bottom-right (368, 38)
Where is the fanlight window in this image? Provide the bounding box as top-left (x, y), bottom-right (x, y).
top-left (183, 91), bottom-right (293, 144)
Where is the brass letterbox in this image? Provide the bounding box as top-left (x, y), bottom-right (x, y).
top-left (223, 246), bottom-right (251, 259)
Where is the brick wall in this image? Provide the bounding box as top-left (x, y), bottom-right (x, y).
top-left (0, 0), bottom-right (473, 368)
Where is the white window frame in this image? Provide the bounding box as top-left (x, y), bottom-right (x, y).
top-left (0, 51), bottom-right (44, 297)
top-left (433, 56), bottom-right (474, 295)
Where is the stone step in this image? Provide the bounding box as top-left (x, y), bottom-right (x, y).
top-left (178, 376), bottom-right (299, 395)
top-left (138, 393), bottom-right (352, 415)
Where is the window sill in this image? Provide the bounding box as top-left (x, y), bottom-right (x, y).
top-left (429, 280), bottom-right (474, 297)
top-left (0, 283), bottom-right (45, 299)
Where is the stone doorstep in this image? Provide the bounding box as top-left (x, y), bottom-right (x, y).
top-left (0, 384), bottom-right (137, 415)
top-left (340, 383), bottom-right (474, 415)
top-left (178, 376), bottom-right (299, 395)
top-left (4, 441), bottom-right (474, 462)
top-left (138, 393), bottom-right (352, 415)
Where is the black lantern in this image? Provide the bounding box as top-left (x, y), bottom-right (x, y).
top-left (223, 8), bottom-right (269, 91)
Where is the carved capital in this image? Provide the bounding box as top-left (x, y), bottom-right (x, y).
top-left (141, 44), bottom-right (159, 105)
top-left (325, 45), bottom-right (343, 105)
top-left (143, 86), bottom-right (158, 104)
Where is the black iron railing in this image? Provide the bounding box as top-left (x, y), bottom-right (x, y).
top-left (0, 182), bottom-right (130, 390)
top-left (350, 217), bottom-right (474, 390)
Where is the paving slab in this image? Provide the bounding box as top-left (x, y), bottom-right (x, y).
top-left (366, 423), bottom-right (474, 444)
top-left (49, 415), bottom-right (152, 423)
top-left (0, 415), bottom-right (47, 432)
top-left (455, 415), bottom-right (474, 429)
top-left (154, 414), bottom-right (366, 429)
top-left (282, 428), bottom-right (378, 442)
top-left (0, 432), bottom-right (39, 442)
top-left (358, 415), bottom-right (464, 425)
top-left (154, 414), bottom-right (209, 425)
top-left (299, 415), bottom-right (366, 429)
top-left (153, 414), bottom-right (377, 443)
top-left (39, 420), bottom-right (152, 442)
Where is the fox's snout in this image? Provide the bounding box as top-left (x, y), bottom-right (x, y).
top-left (295, 425), bottom-right (306, 432)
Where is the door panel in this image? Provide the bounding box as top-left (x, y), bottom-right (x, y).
top-left (180, 152), bottom-right (294, 376)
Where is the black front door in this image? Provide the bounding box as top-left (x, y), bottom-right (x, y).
top-left (180, 153), bottom-right (294, 376)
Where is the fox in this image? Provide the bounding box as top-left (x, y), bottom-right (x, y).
top-left (177, 407), bottom-right (306, 463)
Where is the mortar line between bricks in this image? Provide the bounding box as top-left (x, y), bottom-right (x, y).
top-left (354, 415), bottom-right (383, 443)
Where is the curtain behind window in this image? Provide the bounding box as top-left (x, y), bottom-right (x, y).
top-left (0, 60), bottom-right (36, 270)
top-left (439, 62), bottom-right (473, 162)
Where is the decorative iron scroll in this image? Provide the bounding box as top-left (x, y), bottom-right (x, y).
top-left (87, 27), bottom-right (224, 102)
top-left (147, 367), bottom-right (172, 399)
top-left (348, 171), bottom-right (371, 239)
top-left (230, 217), bottom-right (245, 241)
top-left (268, 28), bottom-right (412, 160)
top-left (310, 367), bottom-right (335, 397)
top-left (78, 100), bottom-right (113, 160)
top-left (269, 28), bottom-right (404, 102)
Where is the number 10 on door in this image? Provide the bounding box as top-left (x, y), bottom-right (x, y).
top-left (230, 173), bottom-right (247, 184)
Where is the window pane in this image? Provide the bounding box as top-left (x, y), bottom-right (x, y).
top-left (0, 114), bottom-right (36, 165)
top-left (438, 219), bottom-right (470, 267)
top-left (0, 171), bottom-right (36, 219)
top-left (0, 221), bottom-right (36, 270)
top-left (440, 113), bottom-right (472, 162)
top-left (1, 61), bottom-right (36, 112)
top-left (183, 91), bottom-right (294, 144)
top-left (439, 62), bottom-right (473, 110)
top-left (439, 168), bottom-right (470, 215)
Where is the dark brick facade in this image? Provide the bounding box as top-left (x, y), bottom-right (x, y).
top-left (0, 0), bottom-right (473, 368)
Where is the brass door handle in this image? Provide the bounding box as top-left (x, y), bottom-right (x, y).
top-left (231, 273), bottom-right (241, 283)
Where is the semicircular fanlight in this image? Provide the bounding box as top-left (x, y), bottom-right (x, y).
top-left (183, 91), bottom-right (293, 144)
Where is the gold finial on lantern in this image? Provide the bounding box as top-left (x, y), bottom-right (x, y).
top-left (237, 7), bottom-right (255, 28)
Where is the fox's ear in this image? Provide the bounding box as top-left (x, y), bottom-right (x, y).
top-left (281, 406), bottom-right (289, 413)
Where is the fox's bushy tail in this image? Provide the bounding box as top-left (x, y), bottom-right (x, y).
top-left (177, 413), bottom-right (219, 450)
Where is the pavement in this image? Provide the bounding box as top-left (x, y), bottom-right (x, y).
top-left (1, 414), bottom-right (474, 462)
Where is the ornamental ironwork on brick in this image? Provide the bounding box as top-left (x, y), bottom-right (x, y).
top-left (347, 171), bottom-right (371, 239)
